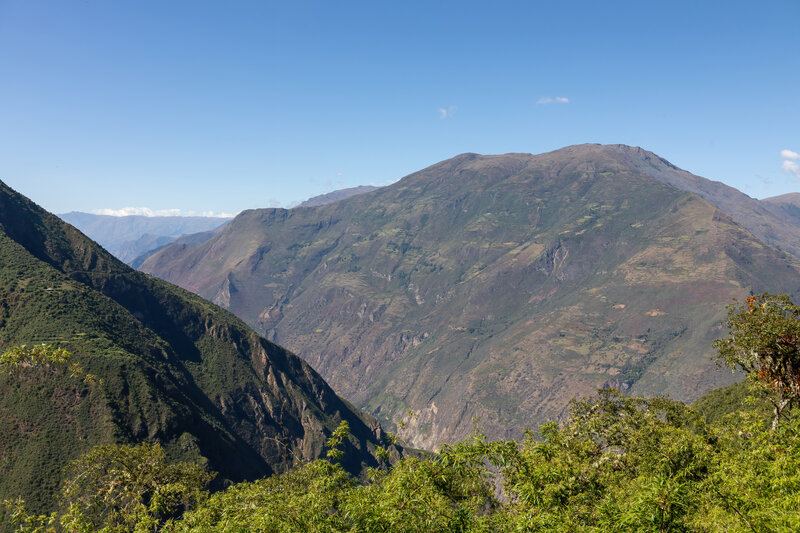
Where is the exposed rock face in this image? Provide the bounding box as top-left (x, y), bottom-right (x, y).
top-left (141, 144), bottom-right (800, 449)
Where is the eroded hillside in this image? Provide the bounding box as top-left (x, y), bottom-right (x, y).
top-left (141, 145), bottom-right (800, 448)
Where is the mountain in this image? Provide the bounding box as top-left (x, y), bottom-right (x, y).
top-left (58, 212), bottom-right (232, 264)
top-left (762, 193), bottom-right (800, 229)
top-left (0, 181), bottom-right (393, 512)
top-left (140, 144), bottom-right (800, 449)
top-left (129, 229), bottom-right (220, 269)
top-left (603, 146), bottom-right (800, 257)
top-left (298, 186), bottom-right (379, 207)
top-left (125, 187), bottom-right (378, 268)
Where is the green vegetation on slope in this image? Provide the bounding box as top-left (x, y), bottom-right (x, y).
top-left (0, 180), bottom-right (395, 514)
top-left (6, 387), bottom-right (799, 532)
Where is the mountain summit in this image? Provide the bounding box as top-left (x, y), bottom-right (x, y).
top-left (141, 144), bottom-right (800, 449)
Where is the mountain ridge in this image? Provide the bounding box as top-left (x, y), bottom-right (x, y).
top-left (140, 144), bottom-right (800, 448)
top-left (298, 185), bottom-right (379, 208)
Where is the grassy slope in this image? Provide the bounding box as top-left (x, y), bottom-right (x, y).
top-left (141, 145), bottom-right (800, 449)
top-left (0, 181), bottom-right (391, 512)
top-left (600, 144), bottom-right (800, 259)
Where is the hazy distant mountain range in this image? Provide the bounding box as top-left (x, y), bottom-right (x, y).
top-left (140, 144), bottom-right (800, 449)
top-left (0, 181), bottom-right (394, 512)
top-left (59, 186), bottom-right (380, 265)
top-left (57, 212), bottom-right (232, 264)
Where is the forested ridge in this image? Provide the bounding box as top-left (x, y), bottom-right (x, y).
top-left (0, 180), bottom-right (396, 515)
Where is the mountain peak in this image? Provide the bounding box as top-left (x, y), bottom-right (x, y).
top-left (139, 146), bottom-right (800, 449)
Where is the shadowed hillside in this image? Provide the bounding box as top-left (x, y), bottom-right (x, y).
top-left (0, 181), bottom-right (395, 512)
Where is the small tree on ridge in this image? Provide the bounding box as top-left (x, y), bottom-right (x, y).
top-left (713, 293), bottom-right (800, 430)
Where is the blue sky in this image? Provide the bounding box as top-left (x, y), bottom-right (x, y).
top-left (1, 0), bottom-right (798, 216)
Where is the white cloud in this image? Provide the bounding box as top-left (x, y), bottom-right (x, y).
top-left (537, 96), bottom-right (569, 105)
top-left (439, 105), bottom-right (457, 118)
top-left (197, 210), bottom-right (237, 218)
top-left (780, 149), bottom-right (800, 180)
top-left (92, 207), bottom-right (235, 218)
top-left (783, 160), bottom-right (800, 180)
top-left (93, 207), bottom-right (177, 217)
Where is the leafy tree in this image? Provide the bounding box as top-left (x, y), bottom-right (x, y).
top-left (713, 293), bottom-right (800, 429)
top-left (2, 442), bottom-right (212, 532)
top-left (325, 420), bottom-right (350, 463)
top-left (0, 344), bottom-right (71, 375)
top-left (473, 390), bottom-right (713, 532)
top-left (171, 459), bottom-right (354, 532)
top-left (0, 343), bottom-right (98, 385)
top-left (60, 442), bottom-right (213, 532)
top-left (174, 420), bottom-right (495, 532)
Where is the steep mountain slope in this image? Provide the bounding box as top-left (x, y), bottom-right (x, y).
top-left (603, 145), bottom-right (800, 257)
top-left (298, 185), bottom-right (379, 207)
top-left (141, 144), bottom-right (800, 449)
top-left (129, 229), bottom-right (220, 269)
top-left (0, 182), bottom-right (392, 512)
top-left (58, 212), bottom-right (231, 264)
top-left (762, 192), bottom-right (800, 229)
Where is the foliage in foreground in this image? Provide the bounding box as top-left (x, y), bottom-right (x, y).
top-left (4, 387), bottom-right (800, 532)
top-left (714, 293), bottom-right (800, 429)
top-left (2, 442), bottom-right (212, 533)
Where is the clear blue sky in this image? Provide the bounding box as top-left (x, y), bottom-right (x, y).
top-left (1, 0), bottom-right (798, 216)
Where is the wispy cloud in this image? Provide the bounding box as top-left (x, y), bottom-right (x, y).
top-left (537, 96), bottom-right (569, 105)
top-left (92, 207), bottom-right (235, 218)
top-left (756, 174), bottom-right (772, 186)
top-left (781, 149), bottom-right (800, 180)
top-left (439, 105), bottom-right (457, 119)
